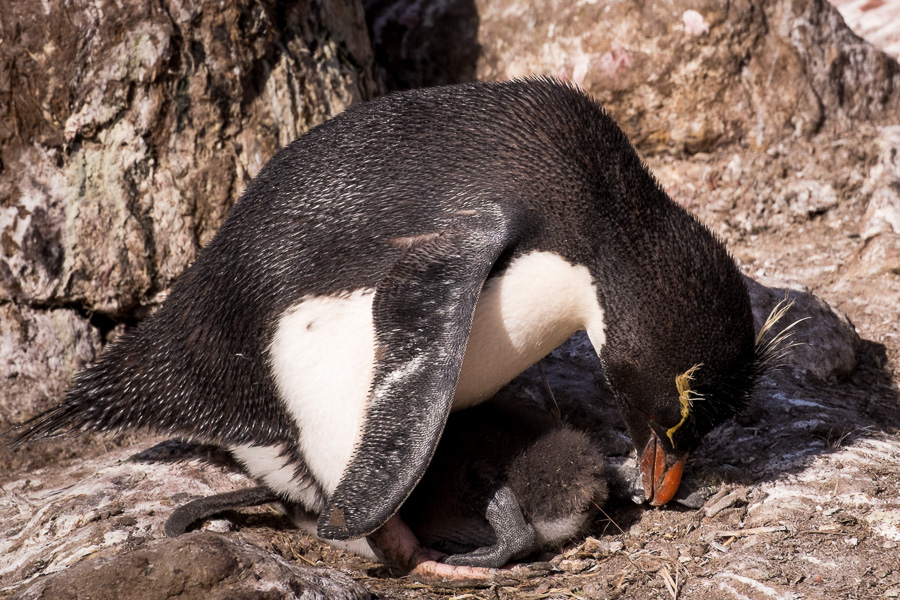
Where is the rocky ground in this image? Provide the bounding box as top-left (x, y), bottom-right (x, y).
top-left (2, 0), bottom-right (900, 599)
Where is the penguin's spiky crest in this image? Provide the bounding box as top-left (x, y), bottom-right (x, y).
top-left (754, 297), bottom-right (808, 374)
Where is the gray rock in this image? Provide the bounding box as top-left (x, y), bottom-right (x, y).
top-left (0, 0), bottom-right (380, 423)
top-left (744, 275), bottom-right (860, 380)
top-left (13, 532), bottom-right (372, 600)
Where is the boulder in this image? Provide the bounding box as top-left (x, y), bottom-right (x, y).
top-left (0, 0), bottom-right (379, 424)
top-left (365, 0), bottom-right (900, 154)
top-left (745, 275), bottom-right (860, 380)
top-left (14, 532), bottom-right (373, 600)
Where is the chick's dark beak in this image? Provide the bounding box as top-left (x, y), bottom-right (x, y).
top-left (640, 431), bottom-right (688, 506)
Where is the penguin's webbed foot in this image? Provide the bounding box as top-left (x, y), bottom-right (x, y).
top-left (408, 556), bottom-right (527, 588)
top-left (165, 486), bottom-right (279, 537)
top-left (441, 484), bottom-right (537, 568)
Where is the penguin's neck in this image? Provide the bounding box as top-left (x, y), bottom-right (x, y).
top-left (453, 251), bottom-right (606, 408)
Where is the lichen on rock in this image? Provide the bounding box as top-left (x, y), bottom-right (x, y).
top-left (0, 0), bottom-right (380, 421)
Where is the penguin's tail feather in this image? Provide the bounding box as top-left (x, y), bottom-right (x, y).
top-left (6, 402), bottom-right (87, 445)
top-left (6, 323), bottom-right (285, 449)
top-left (5, 331), bottom-right (190, 446)
top-left (6, 361), bottom-right (148, 446)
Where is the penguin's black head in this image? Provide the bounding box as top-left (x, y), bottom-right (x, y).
top-left (603, 329), bottom-right (759, 506)
top-left (590, 234), bottom-right (762, 506)
top-left (607, 347), bottom-right (757, 506)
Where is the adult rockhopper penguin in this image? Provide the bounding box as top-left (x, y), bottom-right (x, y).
top-left (12, 78), bottom-right (761, 580)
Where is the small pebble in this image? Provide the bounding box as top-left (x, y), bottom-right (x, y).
top-left (558, 558), bottom-right (593, 573)
top-left (583, 537), bottom-right (624, 555)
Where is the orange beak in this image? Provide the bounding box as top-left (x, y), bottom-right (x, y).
top-left (640, 432), bottom-right (688, 506)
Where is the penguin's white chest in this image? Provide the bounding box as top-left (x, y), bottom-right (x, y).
top-left (454, 251), bottom-right (606, 406)
top-left (262, 251), bottom-right (606, 498)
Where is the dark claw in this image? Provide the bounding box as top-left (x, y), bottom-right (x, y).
top-left (165, 486), bottom-right (279, 537)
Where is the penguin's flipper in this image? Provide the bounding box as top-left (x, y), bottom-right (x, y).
top-left (442, 484), bottom-right (537, 568)
top-left (318, 207), bottom-right (517, 540)
top-left (164, 486), bottom-right (279, 537)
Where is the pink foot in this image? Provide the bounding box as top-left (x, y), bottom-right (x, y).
top-left (369, 515), bottom-right (526, 587)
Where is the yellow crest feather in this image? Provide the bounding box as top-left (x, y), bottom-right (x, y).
top-left (755, 297), bottom-right (808, 372)
top-left (668, 363), bottom-right (703, 444)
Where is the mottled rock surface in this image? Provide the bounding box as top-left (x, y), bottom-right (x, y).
top-left (0, 305), bottom-right (102, 429)
top-left (366, 0), bottom-right (900, 154)
top-left (15, 532), bottom-right (373, 600)
top-left (0, 0), bottom-right (379, 429)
